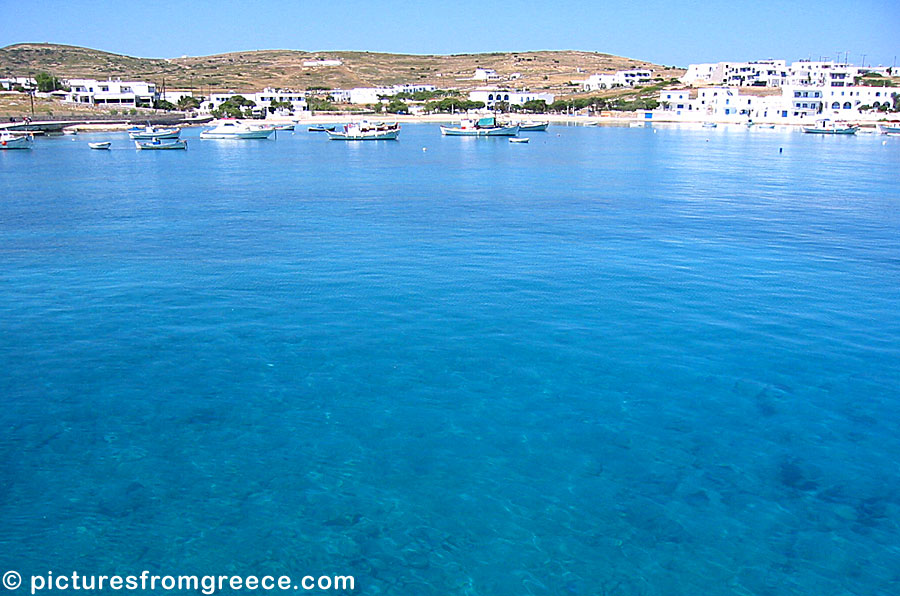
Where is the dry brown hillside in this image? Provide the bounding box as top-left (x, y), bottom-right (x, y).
top-left (1, 43), bottom-right (684, 95)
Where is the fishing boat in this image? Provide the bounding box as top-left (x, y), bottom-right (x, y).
top-left (440, 116), bottom-right (519, 137)
top-left (509, 137), bottom-right (530, 144)
top-left (802, 119), bottom-right (858, 135)
top-left (88, 141), bottom-right (111, 150)
top-left (518, 121), bottom-right (549, 132)
top-left (702, 122), bottom-right (717, 128)
top-left (308, 125), bottom-right (336, 132)
top-left (273, 123), bottom-right (295, 131)
top-left (128, 125), bottom-right (181, 140)
top-left (326, 121), bottom-right (400, 140)
top-left (878, 122), bottom-right (900, 134)
top-left (134, 138), bottom-right (187, 150)
top-left (0, 131), bottom-right (34, 149)
top-left (199, 120), bottom-right (275, 139)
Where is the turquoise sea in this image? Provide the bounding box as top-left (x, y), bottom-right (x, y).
top-left (1, 123), bottom-right (899, 595)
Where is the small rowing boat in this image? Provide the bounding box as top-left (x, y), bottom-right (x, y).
top-left (134, 139), bottom-right (187, 150)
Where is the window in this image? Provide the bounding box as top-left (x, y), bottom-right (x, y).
top-left (843, 102), bottom-right (851, 109)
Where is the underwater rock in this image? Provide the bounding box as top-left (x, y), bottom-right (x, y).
top-left (777, 459), bottom-right (817, 492)
top-left (97, 481), bottom-right (149, 518)
top-left (323, 512), bottom-right (362, 527)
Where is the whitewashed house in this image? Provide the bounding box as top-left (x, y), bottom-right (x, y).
top-left (654, 84), bottom-right (897, 123)
top-left (467, 88), bottom-right (554, 109)
top-left (329, 84), bottom-right (436, 105)
top-left (0, 76), bottom-right (35, 91)
top-left (473, 68), bottom-right (501, 81)
top-left (581, 69), bottom-right (653, 91)
top-left (63, 79), bottom-right (158, 107)
top-left (682, 59), bottom-right (892, 88)
top-left (302, 59), bottom-right (342, 67)
top-left (200, 88), bottom-right (307, 116)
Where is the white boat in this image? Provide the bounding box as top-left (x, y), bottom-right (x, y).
top-left (326, 121), bottom-right (400, 140)
top-left (878, 123), bottom-right (900, 134)
top-left (509, 137), bottom-right (529, 143)
top-left (802, 119), bottom-right (858, 135)
top-left (88, 141), bottom-right (111, 150)
top-left (134, 138), bottom-right (187, 150)
top-left (199, 120), bottom-right (275, 139)
top-left (702, 122), bottom-right (717, 128)
top-left (128, 125), bottom-right (181, 140)
top-left (273, 123), bottom-right (295, 131)
top-left (440, 117), bottom-right (519, 137)
top-left (0, 131), bottom-right (34, 149)
top-left (518, 121), bottom-right (549, 132)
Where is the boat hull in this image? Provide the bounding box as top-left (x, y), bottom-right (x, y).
top-left (199, 129), bottom-right (274, 139)
top-left (518, 122), bottom-right (548, 132)
top-left (440, 125), bottom-right (519, 136)
top-left (326, 130), bottom-right (399, 140)
top-left (88, 142), bottom-right (111, 150)
top-left (134, 140), bottom-right (187, 150)
top-left (129, 129), bottom-right (180, 140)
top-left (0, 134), bottom-right (33, 149)
top-left (802, 127), bottom-right (857, 135)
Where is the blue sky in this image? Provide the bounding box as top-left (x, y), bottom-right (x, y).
top-left (1, 0), bottom-right (898, 67)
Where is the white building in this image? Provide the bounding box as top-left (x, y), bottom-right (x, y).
top-left (473, 68), bottom-right (501, 81)
top-left (581, 69), bottom-right (653, 91)
top-left (654, 84), bottom-right (897, 123)
top-left (0, 77), bottom-right (35, 91)
top-left (201, 88), bottom-right (307, 116)
top-left (681, 60), bottom-right (789, 87)
top-left (162, 91), bottom-right (194, 105)
top-left (63, 78), bottom-right (157, 107)
top-left (467, 88), bottom-right (555, 109)
top-left (329, 84), bottom-right (437, 105)
top-left (681, 59), bottom-right (892, 88)
top-left (302, 59), bottom-right (343, 67)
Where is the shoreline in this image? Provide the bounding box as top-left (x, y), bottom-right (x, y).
top-left (61, 111), bottom-right (892, 133)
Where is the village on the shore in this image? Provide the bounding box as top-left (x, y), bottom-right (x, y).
top-left (2, 56), bottom-right (899, 126)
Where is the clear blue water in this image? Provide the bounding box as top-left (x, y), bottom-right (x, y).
top-left (1, 124), bottom-right (899, 595)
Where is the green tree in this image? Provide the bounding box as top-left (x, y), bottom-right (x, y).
top-left (211, 95), bottom-right (256, 118)
top-left (35, 71), bottom-right (62, 93)
top-left (153, 99), bottom-right (176, 111)
top-left (177, 96), bottom-right (200, 111)
top-left (268, 99), bottom-right (293, 114)
top-left (307, 97), bottom-right (333, 112)
top-left (385, 99), bottom-right (408, 114)
top-left (521, 99), bottom-right (548, 113)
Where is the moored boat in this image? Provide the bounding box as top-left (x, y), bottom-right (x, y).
top-left (134, 138), bottom-right (187, 150)
top-left (326, 121), bottom-right (400, 140)
top-left (509, 137), bottom-right (529, 143)
top-left (802, 119), bottom-right (858, 135)
top-left (702, 122), bottom-right (717, 128)
top-left (308, 125), bottom-right (336, 132)
top-left (128, 125), bottom-right (181, 140)
top-left (199, 120), bottom-right (275, 139)
top-left (518, 121), bottom-right (549, 132)
top-left (88, 141), bottom-right (111, 150)
top-left (0, 131), bottom-right (34, 149)
top-left (878, 122), bottom-right (900, 134)
top-left (440, 117), bottom-right (519, 137)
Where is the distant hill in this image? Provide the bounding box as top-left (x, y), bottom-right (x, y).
top-left (0, 43), bottom-right (684, 96)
